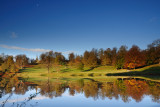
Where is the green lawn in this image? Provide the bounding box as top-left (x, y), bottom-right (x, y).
top-left (17, 64), bottom-right (160, 80)
top-left (18, 64), bottom-right (128, 78)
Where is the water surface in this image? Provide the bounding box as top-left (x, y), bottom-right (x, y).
top-left (0, 74), bottom-right (160, 107)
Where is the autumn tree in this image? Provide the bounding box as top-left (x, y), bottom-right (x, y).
top-left (54, 52), bottom-right (65, 65)
top-left (116, 45), bottom-right (128, 69)
top-left (75, 55), bottom-right (84, 70)
top-left (40, 51), bottom-right (54, 73)
top-left (82, 50), bottom-right (98, 68)
top-left (0, 56), bottom-right (3, 65)
top-left (15, 55), bottom-right (28, 69)
top-left (146, 39), bottom-right (160, 65)
top-left (1, 56), bottom-right (17, 72)
top-left (98, 48), bottom-right (104, 65)
top-left (111, 47), bottom-right (117, 66)
top-left (102, 48), bottom-right (112, 65)
top-left (68, 53), bottom-right (75, 66)
top-left (88, 50), bottom-right (98, 68)
top-left (82, 51), bottom-right (90, 66)
top-left (124, 45), bottom-right (146, 69)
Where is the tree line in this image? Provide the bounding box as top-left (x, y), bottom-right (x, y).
top-left (68, 39), bottom-right (160, 70)
top-left (0, 39), bottom-right (159, 73)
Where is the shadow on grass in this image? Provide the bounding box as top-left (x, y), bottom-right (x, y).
top-left (88, 73), bottom-right (94, 77)
top-left (60, 68), bottom-right (72, 73)
top-left (106, 66), bottom-right (160, 77)
top-left (18, 69), bottom-right (37, 73)
top-left (83, 67), bottom-right (97, 72)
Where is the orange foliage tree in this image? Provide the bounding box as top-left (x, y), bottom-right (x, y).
top-left (125, 45), bottom-right (146, 69)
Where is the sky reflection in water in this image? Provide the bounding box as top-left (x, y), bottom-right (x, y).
top-left (0, 77), bottom-right (160, 107)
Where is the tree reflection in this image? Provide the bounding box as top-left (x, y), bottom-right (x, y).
top-left (40, 78), bottom-right (66, 98)
top-left (83, 81), bottom-right (99, 100)
top-left (37, 78), bottom-right (160, 103)
top-left (0, 72), bottom-right (38, 107)
top-left (1, 76), bottom-right (160, 106)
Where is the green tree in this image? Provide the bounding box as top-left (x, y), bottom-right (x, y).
top-left (116, 45), bottom-right (127, 69)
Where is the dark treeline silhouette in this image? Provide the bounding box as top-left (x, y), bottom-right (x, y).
top-left (0, 39), bottom-right (160, 73)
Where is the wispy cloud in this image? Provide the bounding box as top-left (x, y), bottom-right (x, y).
top-left (0, 44), bottom-right (77, 54)
top-left (10, 32), bottom-right (18, 38)
top-left (0, 44), bottom-right (51, 52)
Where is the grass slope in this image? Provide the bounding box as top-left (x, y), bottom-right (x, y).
top-left (107, 64), bottom-right (160, 76)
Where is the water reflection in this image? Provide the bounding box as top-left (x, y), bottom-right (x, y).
top-left (0, 74), bottom-right (160, 106)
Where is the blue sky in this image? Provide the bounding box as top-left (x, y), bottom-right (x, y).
top-left (0, 0), bottom-right (160, 58)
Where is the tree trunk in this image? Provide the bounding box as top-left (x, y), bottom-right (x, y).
top-left (47, 66), bottom-right (49, 74)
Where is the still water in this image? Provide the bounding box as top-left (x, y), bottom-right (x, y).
top-left (0, 74), bottom-right (160, 107)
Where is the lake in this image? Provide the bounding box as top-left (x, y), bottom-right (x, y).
top-left (0, 74), bottom-right (160, 107)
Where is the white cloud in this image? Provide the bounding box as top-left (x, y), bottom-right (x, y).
top-left (0, 44), bottom-right (51, 52)
top-left (10, 32), bottom-right (18, 38)
top-left (0, 44), bottom-right (77, 55)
